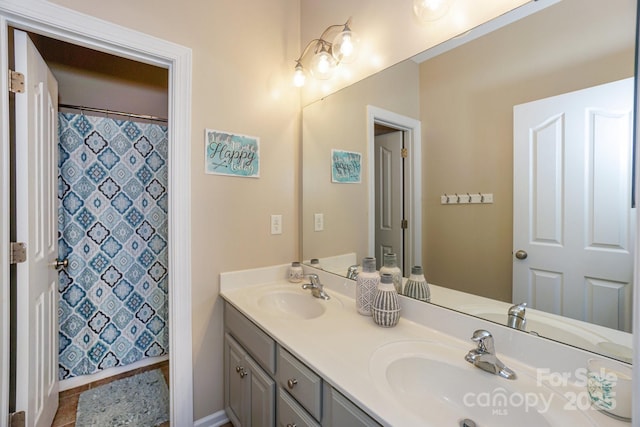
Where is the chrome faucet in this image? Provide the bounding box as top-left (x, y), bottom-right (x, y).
top-left (465, 330), bottom-right (516, 380)
top-left (346, 265), bottom-right (359, 280)
top-left (301, 274), bottom-right (331, 300)
top-left (507, 302), bottom-right (527, 330)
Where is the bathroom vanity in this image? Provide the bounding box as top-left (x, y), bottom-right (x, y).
top-left (220, 264), bottom-right (631, 426)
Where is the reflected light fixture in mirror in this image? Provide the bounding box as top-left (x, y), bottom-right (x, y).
top-left (413, 0), bottom-right (454, 22)
top-left (293, 18), bottom-right (361, 87)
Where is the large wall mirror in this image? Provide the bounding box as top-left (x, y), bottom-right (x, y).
top-left (302, 0), bottom-right (637, 363)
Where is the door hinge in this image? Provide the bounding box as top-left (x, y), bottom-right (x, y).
top-left (401, 219), bottom-right (408, 229)
top-left (9, 70), bottom-right (25, 94)
top-left (9, 411), bottom-right (25, 427)
top-left (10, 242), bottom-right (27, 264)
top-left (401, 148), bottom-right (408, 158)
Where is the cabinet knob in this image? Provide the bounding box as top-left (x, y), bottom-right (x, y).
top-left (287, 378), bottom-right (298, 389)
top-left (235, 366), bottom-right (247, 378)
top-left (286, 424), bottom-right (297, 427)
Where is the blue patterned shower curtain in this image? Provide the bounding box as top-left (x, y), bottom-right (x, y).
top-left (57, 112), bottom-right (168, 379)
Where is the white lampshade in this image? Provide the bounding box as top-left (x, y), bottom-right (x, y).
top-left (310, 45), bottom-right (337, 80)
top-left (332, 28), bottom-right (360, 64)
top-left (413, 0), bottom-right (453, 22)
top-left (293, 63), bottom-right (306, 87)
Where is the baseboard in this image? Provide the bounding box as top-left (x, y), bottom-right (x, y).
top-left (59, 355), bottom-right (169, 391)
top-left (194, 409), bottom-right (230, 427)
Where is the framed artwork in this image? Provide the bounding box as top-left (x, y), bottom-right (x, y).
top-left (205, 129), bottom-right (260, 177)
top-left (331, 149), bottom-right (361, 183)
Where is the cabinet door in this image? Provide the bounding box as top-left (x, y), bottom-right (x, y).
top-left (247, 357), bottom-right (276, 427)
top-left (225, 334), bottom-right (250, 426)
top-left (323, 386), bottom-right (381, 427)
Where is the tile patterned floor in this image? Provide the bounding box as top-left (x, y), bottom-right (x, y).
top-left (52, 360), bottom-right (170, 427)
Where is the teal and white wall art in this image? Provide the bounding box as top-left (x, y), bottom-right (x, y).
top-left (331, 149), bottom-right (361, 184)
top-left (205, 129), bottom-right (260, 178)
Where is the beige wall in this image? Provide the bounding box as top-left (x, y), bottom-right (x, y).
top-left (47, 0), bottom-right (301, 419)
top-left (302, 60), bottom-right (420, 263)
top-left (420, 0), bottom-right (635, 302)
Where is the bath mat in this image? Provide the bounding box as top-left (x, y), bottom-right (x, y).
top-left (75, 369), bottom-right (169, 426)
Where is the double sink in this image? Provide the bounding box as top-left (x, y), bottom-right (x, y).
top-left (222, 275), bottom-right (621, 426)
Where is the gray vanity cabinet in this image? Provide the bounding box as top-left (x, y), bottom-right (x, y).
top-left (223, 302), bottom-right (380, 427)
top-left (323, 386), bottom-right (380, 427)
top-left (224, 333), bottom-right (276, 427)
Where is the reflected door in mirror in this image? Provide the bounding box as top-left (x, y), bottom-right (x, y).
top-left (513, 78), bottom-right (634, 333)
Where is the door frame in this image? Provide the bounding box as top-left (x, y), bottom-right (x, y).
top-left (367, 105), bottom-right (422, 271)
top-left (0, 1), bottom-right (194, 425)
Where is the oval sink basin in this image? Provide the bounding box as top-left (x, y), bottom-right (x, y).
top-left (369, 340), bottom-right (597, 426)
top-left (257, 290), bottom-right (327, 319)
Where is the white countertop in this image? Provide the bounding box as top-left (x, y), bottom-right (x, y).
top-left (220, 263), bottom-right (631, 427)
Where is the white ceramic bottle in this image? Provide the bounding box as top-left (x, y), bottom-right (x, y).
top-left (372, 273), bottom-right (401, 327)
top-left (288, 261), bottom-right (304, 283)
top-left (356, 257), bottom-right (379, 316)
top-left (379, 253), bottom-right (403, 294)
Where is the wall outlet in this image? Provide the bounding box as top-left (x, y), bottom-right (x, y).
top-left (314, 213), bottom-right (324, 231)
top-left (270, 214), bottom-right (282, 235)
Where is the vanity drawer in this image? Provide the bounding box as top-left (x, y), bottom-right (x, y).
top-left (276, 347), bottom-right (322, 421)
top-left (277, 388), bottom-right (320, 427)
top-left (225, 303), bottom-right (276, 375)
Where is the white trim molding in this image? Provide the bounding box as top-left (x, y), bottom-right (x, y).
top-left (0, 1), bottom-right (193, 425)
top-left (193, 409), bottom-right (230, 427)
top-left (0, 14), bottom-right (10, 427)
top-left (366, 105), bottom-right (422, 270)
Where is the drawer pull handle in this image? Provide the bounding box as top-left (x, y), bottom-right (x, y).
top-left (287, 378), bottom-right (298, 389)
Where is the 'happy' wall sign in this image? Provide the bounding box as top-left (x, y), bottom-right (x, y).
top-left (205, 129), bottom-right (260, 178)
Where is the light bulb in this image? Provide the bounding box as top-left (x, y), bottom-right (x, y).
top-left (310, 47), bottom-right (337, 80)
top-left (332, 28), bottom-right (360, 63)
top-left (413, 0), bottom-right (453, 22)
top-left (293, 63), bottom-right (306, 87)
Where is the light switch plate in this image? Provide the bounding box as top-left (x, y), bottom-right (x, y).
top-left (270, 214), bottom-right (282, 234)
top-left (314, 213), bottom-right (324, 231)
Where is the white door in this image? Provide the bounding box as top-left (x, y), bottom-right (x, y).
top-left (513, 78), bottom-right (634, 332)
top-left (14, 29), bottom-right (59, 427)
top-left (374, 130), bottom-right (404, 270)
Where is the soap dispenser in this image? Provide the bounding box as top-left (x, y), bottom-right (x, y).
top-left (356, 257), bottom-right (379, 316)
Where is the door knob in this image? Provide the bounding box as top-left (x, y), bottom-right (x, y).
top-left (54, 258), bottom-right (68, 270)
top-left (514, 250), bottom-right (528, 260)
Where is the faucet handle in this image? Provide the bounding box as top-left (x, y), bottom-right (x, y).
top-left (302, 273), bottom-right (322, 288)
top-left (470, 329), bottom-right (495, 354)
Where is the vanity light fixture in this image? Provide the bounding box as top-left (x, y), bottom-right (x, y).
top-left (293, 18), bottom-right (360, 87)
top-left (413, 0), bottom-right (454, 22)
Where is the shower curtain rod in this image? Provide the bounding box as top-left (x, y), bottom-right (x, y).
top-left (59, 103), bottom-right (168, 123)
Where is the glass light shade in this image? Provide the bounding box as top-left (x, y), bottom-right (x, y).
top-left (413, 0), bottom-right (453, 22)
top-left (293, 64), bottom-right (306, 87)
top-left (332, 29), bottom-right (360, 63)
top-left (310, 47), bottom-right (337, 80)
